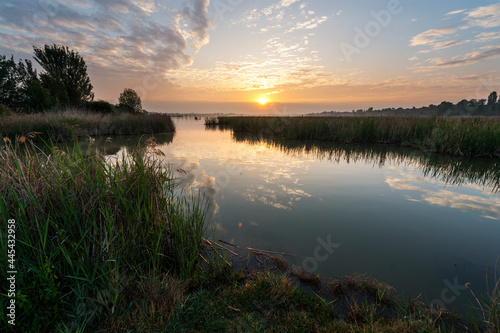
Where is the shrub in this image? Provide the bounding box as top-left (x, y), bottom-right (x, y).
top-left (85, 100), bottom-right (115, 114)
top-left (0, 104), bottom-right (13, 116)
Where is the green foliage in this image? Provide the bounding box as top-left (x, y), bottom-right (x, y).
top-left (33, 44), bottom-right (94, 107)
top-left (0, 140), bottom-right (207, 331)
top-left (24, 79), bottom-right (54, 112)
top-left (0, 55), bottom-right (37, 109)
top-left (85, 100), bottom-right (116, 114)
top-left (118, 88), bottom-right (142, 114)
top-left (0, 55), bottom-right (19, 107)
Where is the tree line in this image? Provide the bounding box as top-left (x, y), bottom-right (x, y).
top-left (312, 92), bottom-right (500, 117)
top-left (0, 44), bottom-right (143, 115)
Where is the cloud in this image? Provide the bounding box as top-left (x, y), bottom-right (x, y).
top-left (476, 31), bottom-right (500, 43)
top-left (280, 0), bottom-right (300, 8)
top-left (235, 0), bottom-right (329, 34)
top-left (287, 16), bottom-right (329, 33)
top-left (432, 39), bottom-right (468, 50)
top-left (0, 0), bottom-right (211, 79)
top-left (465, 3), bottom-right (500, 28)
top-left (410, 27), bottom-right (460, 47)
top-left (434, 46), bottom-right (500, 67)
top-left (409, 3), bottom-right (500, 69)
top-left (386, 170), bottom-right (500, 221)
top-left (446, 9), bottom-right (466, 16)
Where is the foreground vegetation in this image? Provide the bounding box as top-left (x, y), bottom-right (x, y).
top-left (0, 110), bottom-right (175, 142)
top-left (0, 138), bottom-right (207, 331)
top-left (208, 116), bottom-right (500, 159)
top-left (1, 138), bottom-right (498, 332)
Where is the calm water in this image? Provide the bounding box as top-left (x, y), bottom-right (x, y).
top-left (113, 117), bottom-right (500, 312)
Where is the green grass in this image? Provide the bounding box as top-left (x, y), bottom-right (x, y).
top-left (213, 116), bottom-right (500, 159)
top-left (0, 110), bottom-right (175, 142)
top-left (0, 137), bottom-right (207, 332)
top-left (164, 271), bottom-right (473, 333)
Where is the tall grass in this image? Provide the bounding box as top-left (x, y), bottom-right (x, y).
top-left (215, 116), bottom-right (500, 158)
top-left (0, 110), bottom-right (176, 142)
top-left (466, 261), bottom-right (500, 333)
top-left (0, 137), bottom-right (207, 332)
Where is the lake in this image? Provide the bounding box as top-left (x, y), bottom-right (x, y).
top-left (110, 117), bottom-right (500, 313)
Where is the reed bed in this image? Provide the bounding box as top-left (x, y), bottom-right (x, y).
top-left (0, 110), bottom-right (175, 142)
top-left (0, 137), bottom-right (207, 331)
top-left (215, 116), bottom-right (500, 159)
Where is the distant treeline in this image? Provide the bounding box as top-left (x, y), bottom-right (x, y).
top-left (310, 92), bottom-right (500, 117)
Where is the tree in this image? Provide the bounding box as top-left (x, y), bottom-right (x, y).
top-left (118, 88), bottom-right (142, 113)
top-left (0, 55), bottom-right (19, 107)
top-left (33, 44), bottom-right (94, 107)
top-left (0, 55), bottom-right (38, 109)
top-left (24, 79), bottom-right (54, 112)
top-left (437, 101), bottom-right (453, 116)
top-left (487, 91), bottom-right (498, 106)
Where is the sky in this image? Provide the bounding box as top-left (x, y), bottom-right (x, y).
top-left (1, 0), bottom-right (500, 114)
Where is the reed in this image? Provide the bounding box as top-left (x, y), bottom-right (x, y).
top-left (0, 110), bottom-right (175, 142)
top-left (204, 117), bottom-right (219, 126)
top-left (466, 261), bottom-right (500, 333)
top-left (0, 137), bottom-right (207, 331)
top-left (214, 116), bottom-right (500, 159)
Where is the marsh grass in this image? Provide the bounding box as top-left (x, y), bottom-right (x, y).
top-left (215, 116), bottom-right (500, 159)
top-left (204, 117), bottom-right (219, 126)
top-left (0, 110), bottom-right (175, 142)
top-left (466, 261), bottom-right (500, 332)
top-left (0, 136), bottom-right (207, 331)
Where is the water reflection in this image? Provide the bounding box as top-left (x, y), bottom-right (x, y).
top-left (106, 119), bottom-right (499, 313)
top-left (231, 132), bottom-right (500, 194)
top-left (49, 132), bottom-right (175, 156)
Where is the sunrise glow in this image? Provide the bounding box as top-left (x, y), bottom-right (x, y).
top-left (257, 98), bottom-right (268, 105)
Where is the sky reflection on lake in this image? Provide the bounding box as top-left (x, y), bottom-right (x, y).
top-left (112, 118), bottom-right (500, 313)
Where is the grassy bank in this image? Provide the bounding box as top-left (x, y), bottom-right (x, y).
top-left (0, 138), bottom-right (208, 331)
top-left (0, 110), bottom-right (175, 142)
top-left (208, 116), bottom-right (500, 159)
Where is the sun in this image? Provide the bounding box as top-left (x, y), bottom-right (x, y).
top-left (257, 98), bottom-right (268, 105)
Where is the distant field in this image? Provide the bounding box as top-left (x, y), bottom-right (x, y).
top-left (208, 116), bottom-right (500, 159)
top-left (0, 110), bottom-right (175, 142)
